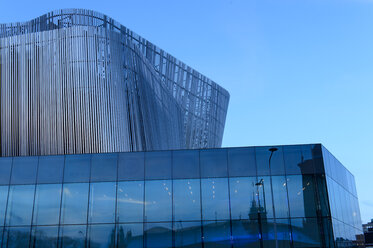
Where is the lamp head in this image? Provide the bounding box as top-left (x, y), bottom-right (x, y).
top-left (269, 147), bottom-right (278, 152)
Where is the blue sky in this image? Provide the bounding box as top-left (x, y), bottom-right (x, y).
top-left (1, 0), bottom-right (372, 223)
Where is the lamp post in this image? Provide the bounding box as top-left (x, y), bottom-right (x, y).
top-left (268, 147), bottom-right (278, 248)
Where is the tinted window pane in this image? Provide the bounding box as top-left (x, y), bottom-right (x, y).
top-left (201, 178), bottom-right (230, 220)
top-left (273, 219), bottom-right (292, 248)
top-left (88, 182), bottom-right (116, 224)
top-left (64, 154), bottom-right (91, 183)
top-left (262, 219), bottom-right (291, 248)
top-left (91, 153), bottom-right (117, 182)
top-left (174, 222), bottom-right (202, 248)
top-left (255, 176), bottom-right (273, 218)
top-left (283, 146), bottom-right (314, 175)
top-left (173, 179), bottom-right (201, 221)
top-left (37, 156), bottom-right (64, 184)
top-left (228, 147), bottom-right (256, 177)
top-left (232, 220), bottom-right (260, 248)
top-left (145, 151), bottom-right (172, 180)
top-left (87, 224), bottom-right (116, 248)
top-left (256, 147), bottom-right (284, 176)
top-left (200, 149), bottom-right (228, 178)
top-left (0, 186), bottom-right (8, 226)
top-left (33, 184), bottom-right (62, 225)
top-left (272, 176), bottom-right (290, 218)
top-left (203, 221), bottom-right (231, 248)
top-left (3, 227), bottom-right (31, 248)
top-left (31, 225), bottom-right (58, 248)
top-left (287, 175), bottom-right (317, 218)
top-left (0, 158), bottom-right (12, 185)
top-left (60, 183), bottom-right (89, 224)
top-left (117, 181), bottom-right (144, 223)
top-left (6, 185), bottom-right (35, 226)
top-left (118, 152), bottom-right (144, 181)
top-left (173, 150), bottom-right (200, 179)
top-left (145, 180), bottom-right (172, 222)
top-left (291, 218), bottom-right (321, 247)
top-left (10, 157), bottom-right (38, 184)
top-left (58, 225), bottom-right (86, 248)
top-left (229, 177), bottom-right (257, 220)
top-left (145, 222), bottom-right (172, 248)
top-left (117, 223), bottom-right (144, 248)
top-left (311, 145), bottom-right (324, 174)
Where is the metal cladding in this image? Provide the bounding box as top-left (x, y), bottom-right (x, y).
top-left (0, 9), bottom-right (229, 156)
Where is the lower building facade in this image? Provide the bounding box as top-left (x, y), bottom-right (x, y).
top-left (0, 144), bottom-right (362, 247)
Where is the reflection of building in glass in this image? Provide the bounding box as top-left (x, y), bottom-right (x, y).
top-left (363, 219), bottom-right (373, 247)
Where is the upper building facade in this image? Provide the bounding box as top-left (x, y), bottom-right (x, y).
top-left (0, 9), bottom-right (229, 156)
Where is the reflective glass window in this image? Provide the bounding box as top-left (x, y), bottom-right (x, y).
top-left (3, 227), bottom-right (31, 248)
top-left (60, 183), bottom-right (89, 224)
top-left (256, 146), bottom-right (285, 176)
top-left (31, 225), bottom-right (58, 248)
top-left (91, 153), bottom-right (117, 182)
top-left (88, 182), bottom-right (116, 224)
top-left (232, 220), bottom-right (260, 248)
top-left (316, 175), bottom-right (330, 217)
top-left (262, 219), bottom-right (291, 248)
top-left (37, 156), bottom-right (64, 184)
top-left (310, 144), bottom-right (324, 174)
top-left (0, 158), bottom-right (12, 185)
top-left (118, 152), bottom-right (144, 181)
top-left (145, 222), bottom-right (172, 248)
top-left (203, 220), bottom-right (231, 248)
top-left (291, 218), bottom-right (321, 247)
top-left (255, 176), bottom-right (273, 218)
top-left (200, 149), bottom-right (228, 178)
top-left (10, 157), bottom-right (38, 184)
top-left (5, 185), bottom-right (35, 226)
top-left (201, 178), bottom-right (230, 220)
top-left (87, 224), bottom-right (116, 247)
top-left (172, 150), bottom-right (200, 179)
top-left (58, 225), bottom-right (86, 248)
top-left (64, 154), bottom-right (91, 183)
top-left (33, 184), bottom-right (62, 225)
top-left (0, 186), bottom-right (8, 226)
top-left (228, 147), bottom-right (256, 177)
top-left (145, 180), bottom-right (172, 222)
top-left (272, 176), bottom-right (290, 218)
top-left (229, 177), bottom-right (257, 220)
top-left (117, 181), bottom-right (144, 223)
top-left (117, 223), bottom-right (143, 248)
top-left (174, 221), bottom-right (202, 248)
top-left (283, 146), bottom-right (314, 175)
top-left (0, 227), bottom-right (2, 247)
top-left (145, 151), bottom-right (172, 180)
top-left (173, 179), bottom-right (201, 221)
top-left (287, 175), bottom-right (317, 218)
top-left (273, 219), bottom-right (292, 248)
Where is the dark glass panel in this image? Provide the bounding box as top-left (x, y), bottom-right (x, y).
top-left (145, 180), bottom-right (172, 222)
top-left (256, 146), bottom-right (285, 176)
top-left (316, 175), bottom-right (330, 217)
top-left (310, 144), bottom-right (324, 174)
top-left (58, 225), bottom-right (86, 248)
top-left (201, 178), bottom-right (230, 220)
top-left (0, 158), bottom-right (12, 185)
top-left (174, 221), bottom-right (202, 248)
top-left (3, 226), bottom-right (31, 248)
top-left (231, 220), bottom-right (260, 248)
top-left (0, 186), bottom-right (8, 226)
top-left (272, 176), bottom-right (290, 219)
top-left (229, 177), bottom-right (257, 220)
top-left (228, 147), bottom-right (256, 177)
top-left (255, 176), bottom-right (273, 219)
top-left (200, 149), bottom-right (228, 178)
top-left (10, 157), bottom-right (38, 184)
top-left (118, 152), bottom-right (144, 181)
top-left (145, 222), bottom-right (172, 248)
top-left (5, 185), bottom-right (35, 226)
top-left (202, 220), bottom-right (231, 248)
top-left (90, 153), bottom-right (117, 182)
top-left (117, 223), bottom-right (143, 248)
top-left (291, 218), bottom-right (321, 247)
top-left (273, 219), bottom-right (291, 248)
top-left (173, 179), bottom-right (201, 221)
top-left (172, 150), bottom-right (200, 179)
top-left (30, 225), bottom-right (58, 248)
top-left (145, 151), bottom-right (172, 180)
top-left (0, 227), bottom-right (2, 247)
top-left (322, 218), bottom-right (335, 248)
top-left (88, 182), bottom-right (116, 224)
top-left (64, 154), bottom-right (91, 183)
top-left (37, 156), bottom-right (64, 184)
top-left (287, 175), bottom-right (317, 218)
top-left (60, 183), bottom-right (89, 224)
top-left (87, 224), bottom-right (116, 248)
top-left (117, 181), bottom-right (144, 223)
top-left (32, 184), bottom-right (62, 225)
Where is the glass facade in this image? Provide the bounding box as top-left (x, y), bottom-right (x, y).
top-left (0, 144), bottom-right (362, 248)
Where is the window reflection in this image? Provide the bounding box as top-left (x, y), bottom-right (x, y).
top-left (145, 180), bottom-right (172, 222)
top-left (228, 148), bottom-right (256, 177)
top-left (172, 150), bottom-right (200, 179)
top-left (58, 225), bottom-right (86, 248)
top-left (145, 222), bottom-right (172, 248)
top-left (117, 181), bottom-right (144, 223)
top-left (91, 153), bottom-right (117, 182)
top-left (88, 182), bottom-right (116, 224)
top-left (117, 223), bottom-right (143, 248)
top-left (118, 152), bottom-right (144, 181)
top-left (291, 218), bottom-right (321, 247)
top-left (33, 184), bottom-right (62, 225)
top-left (232, 220), bottom-right (260, 248)
top-left (31, 225), bottom-right (58, 248)
top-left (174, 221), bottom-right (202, 248)
top-left (200, 149), bottom-right (228, 178)
top-left (202, 220), bottom-right (231, 248)
top-left (201, 178), bottom-right (230, 220)
top-left (145, 151), bottom-right (172, 180)
top-left (255, 147), bottom-right (284, 176)
top-left (3, 226), bottom-right (31, 248)
top-left (173, 179), bottom-right (201, 221)
top-left (60, 183), bottom-right (89, 224)
top-left (10, 157), bottom-right (38, 184)
top-left (229, 177), bottom-right (257, 220)
top-left (0, 186), bottom-right (9, 226)
top-left (37, 156), bottom-right (64, 184)
top-left (0, 158), bottom-right (12, 185)
top-left (6, 185), bottom-right (35, 226)
top-left (64, 155), bottom-right (91, 183)
top-left (87, 224), bottom-right (116, 248)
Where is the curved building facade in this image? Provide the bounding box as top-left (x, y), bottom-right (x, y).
top-left (0, 9), bottom-right (229, 156)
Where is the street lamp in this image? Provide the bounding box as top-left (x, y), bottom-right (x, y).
top-left (268, 147), bottom-right (278, 248)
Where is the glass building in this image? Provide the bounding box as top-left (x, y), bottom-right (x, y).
top-left (0, 144), bottom-right (362, 248)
